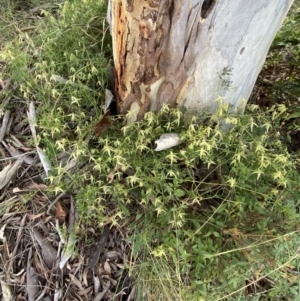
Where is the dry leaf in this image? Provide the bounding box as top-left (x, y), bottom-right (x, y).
top-left (127, 285), bottom-right (136, 300)
top-left (27, 101), bottom-right (37, 144)
top-left (7, 134), bottom-right (32, 150)
top-left (51, 74), bottom-right (68, 83)
top-left (12, 183), bottom-right (48, 193)
top-left (87, 225), bottom-right (109, 269)
top-left (3, 142), bottom-right (34, 165)
top-left (68, 288), bottom-right (88, 301)
top-left (55, 201), bottom-right (66, 224)
top-left (69, 274), bottom-right (84, 290)
top-left (64, 158), bottom-right (77, 171)
top-left (26, 248), bottom-right (39, 301)
top-left (119, 276), bottom-right (133, 300)
top-left (78, 287), bottom-right (93, 296)
top-left (94, 110), bottom-right (111, 138)
top-left (0, 110), bottom-right (10, 142)
top-left (37, 147), bottom-right (52, 176)
top-left (32, 228), bottom-right (57, 269)
top-left (107, 164), bottom-right (122, 183)
top-left (50, 74), bottom-right (95, 91)
top-left (93, 282), bottom-right (110, 301)
top-left (103, 89), bottom-right (114, 113)
top-left (1, 280), bottom-right (12, 301)
top-left (154, 133), bottom-right (182, 151)
top-left (0, 224), bottom-right (7, 240)
top-left (26, 268), bottom-right (39, 301)
top-left (0, 159), bottom-right (23, 190)
top-left (103, 261), bottom-right (111, 274)
top-left (0, 225), bottom-right (9, 268)
top-left (83, 268), bottom-right (89, 287)
top-left (0, 79), bottom-right (11, 96)
top-left (54, 287), bottom-right (63, 301)
top-left (27, 213), bottom-right (45, 220)
top-left (93, 273), bottom-right (100, 294)
top-left (68, 198), bottom-right (79, 231)
top-left (103, 251), bottom-right (120, 261)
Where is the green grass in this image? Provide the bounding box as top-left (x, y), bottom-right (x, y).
top-left (1, 1), bottom-right (300, 300)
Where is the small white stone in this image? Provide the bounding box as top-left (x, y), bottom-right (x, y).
top-left (154, 133), bottom-right (182, 151)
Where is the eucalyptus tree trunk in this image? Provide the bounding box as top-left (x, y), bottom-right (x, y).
top-left (107, 0), bottom-right (294, 123)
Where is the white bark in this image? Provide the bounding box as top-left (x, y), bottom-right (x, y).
top-left (109, 0), bottom-right (294, 122)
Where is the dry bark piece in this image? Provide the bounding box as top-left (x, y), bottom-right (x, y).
top-left (87, 225), bottom-right (110, 270)
top-left (32, 228), bottom-right (57, 269)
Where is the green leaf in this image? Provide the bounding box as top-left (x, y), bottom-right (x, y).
top-left (286, 112), bottom-right (300, 120)
top-left (174, 189), bottom-right (186, 198)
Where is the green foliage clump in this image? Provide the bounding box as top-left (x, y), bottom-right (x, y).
top-left (71, 104), bottom-right (300, 300)
top-left (1, 0), bottom-right (110, 142)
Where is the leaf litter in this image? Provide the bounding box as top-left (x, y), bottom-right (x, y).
top-left (0, 88), bottom-right (134, 301)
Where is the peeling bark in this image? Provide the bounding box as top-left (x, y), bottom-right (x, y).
top-left (109, 0), bottom-right (294, 122)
